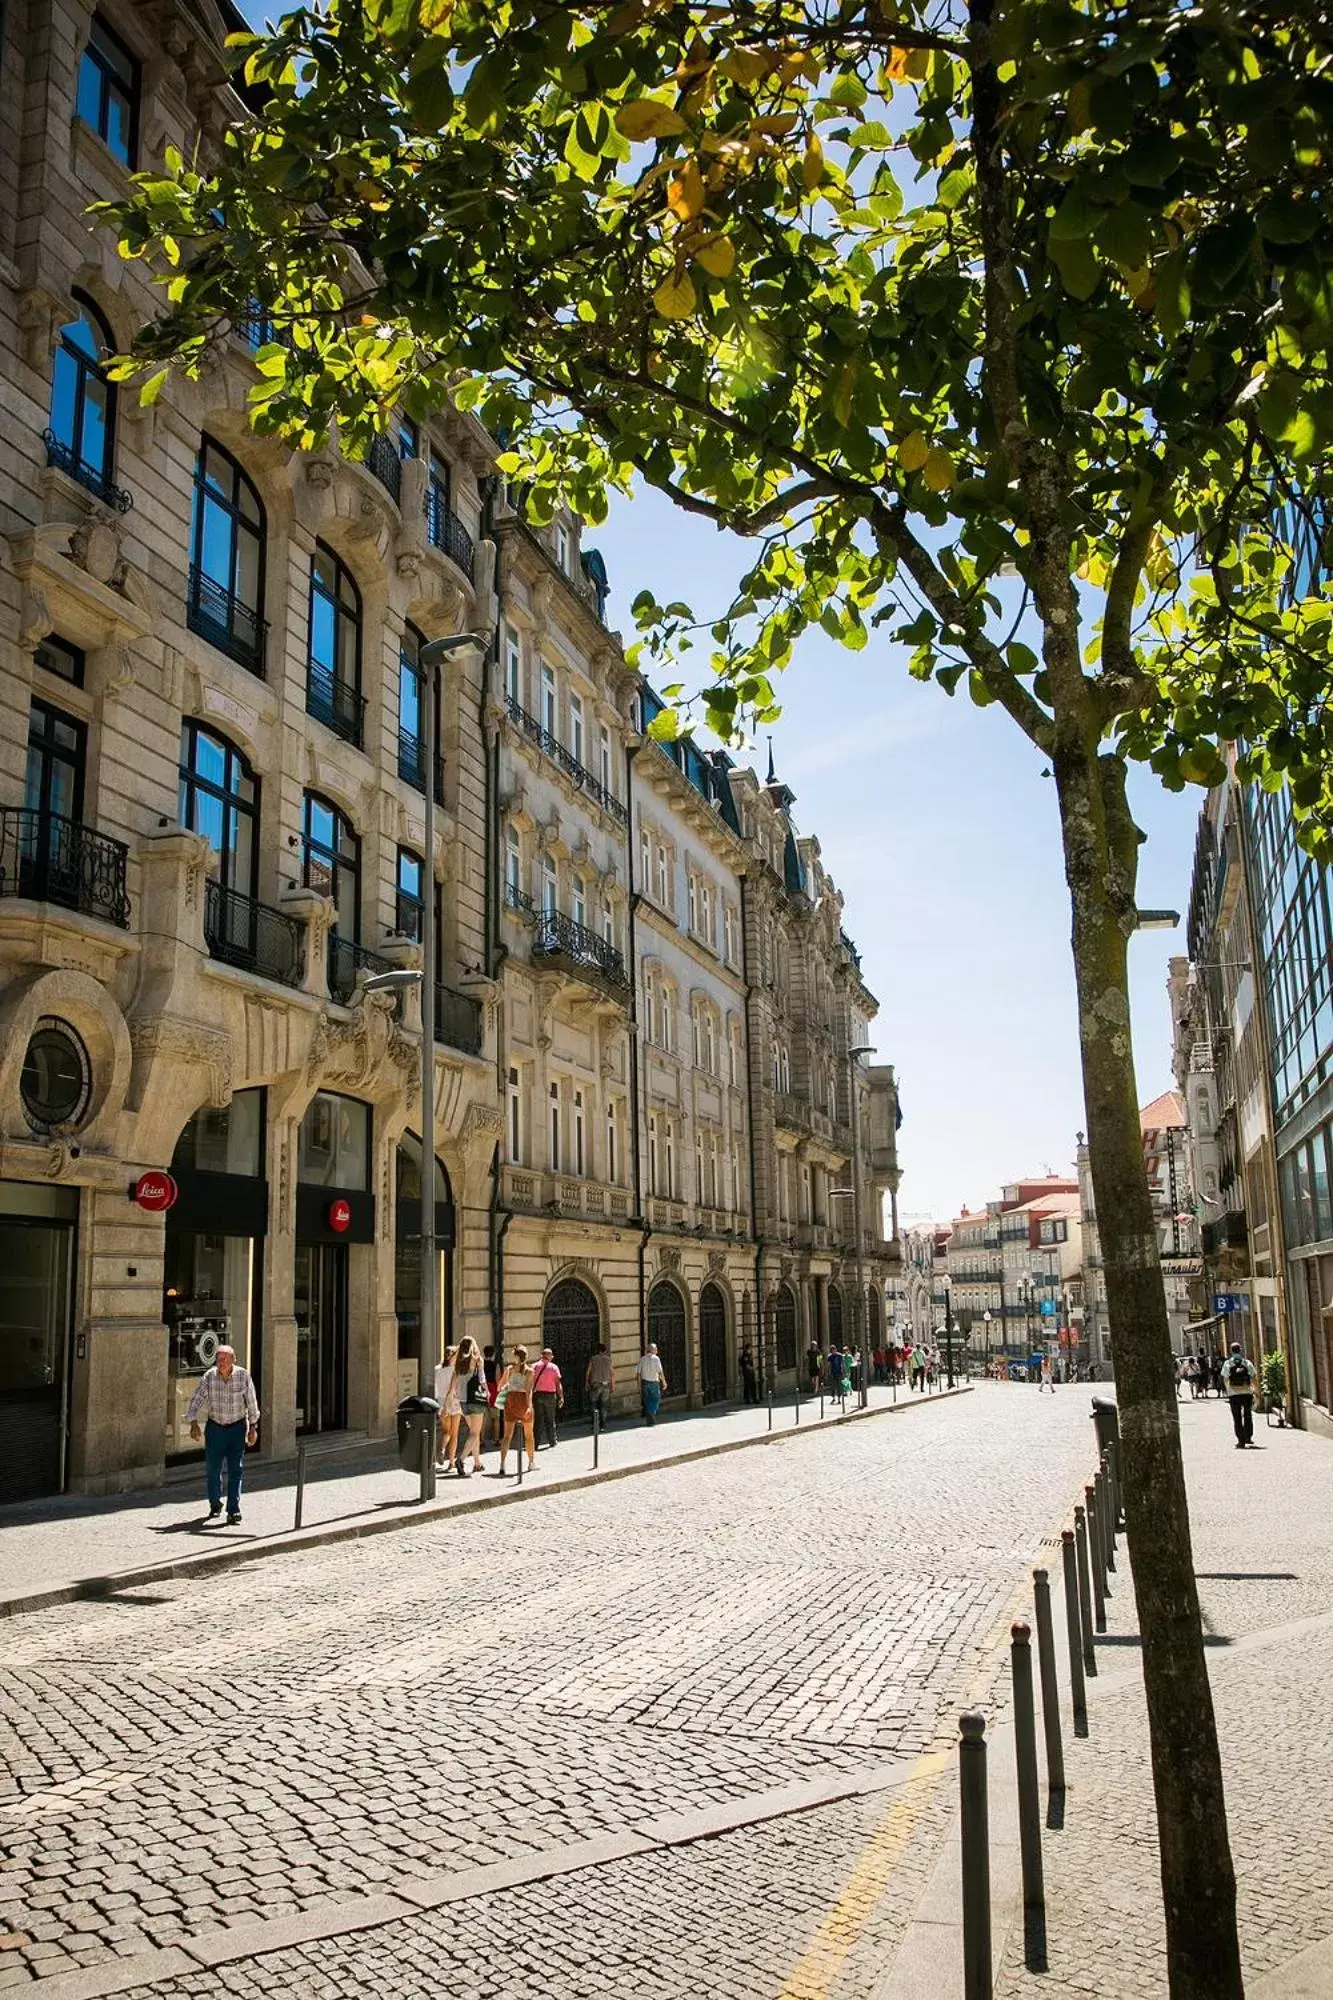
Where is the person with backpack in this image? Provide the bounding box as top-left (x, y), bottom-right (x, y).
top-left (1223, 1341), bottom-right (1257, 1447)
top-left (805, 1338), bottom-right (824, 1398)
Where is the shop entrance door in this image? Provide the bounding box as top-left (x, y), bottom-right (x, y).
top-left (294, 1242), bottom-right (348, 1434)
top-left (699, 1283), bottom-right (728, 1404)
top-left (0, 1216), bottom-right (73, 1503)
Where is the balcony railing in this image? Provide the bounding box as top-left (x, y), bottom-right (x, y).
top-left (425, 486), bottom-right (476, 580)
top-left (0, 806), bottom-right (130, 928)
top-left (395, 728), bottom-right (445, 803)
top-left (504, 880), bottom-right (535, 917)
top-left (533, 908), bottom-right (629, 992)
top-left (328, 933), bottom-right (394, 1005)
top-left (307, 665), bottom-right (367, 749)
top-left (435, 982), bottom-right (484, 1056)
top-left (42, 429), bottom-right (133, 513)
top-left (187, 566), bottom-right (267, 677)
top-left (504, 696), bottom-right (628, 825)
top-left (366, 434), bottom-right (402, 505)
top-left (204, 879), bottom-right (304, 987)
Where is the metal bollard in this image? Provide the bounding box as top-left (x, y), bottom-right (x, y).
top-left (517, 1429), bottom-right (524, 1486)
top-left (1100, 1454), bottom-right (1117, 1571)
top-left (820, 1388), bottom-right (825, 1420)
top-left (768, 1385), bottom-right (774, 1432)
top-left (1011, 1623), bottom-right (1047, 1970)
top-left (1032, 1569), bottom-right (1066, 1802)
top-left (1060, 1530), bottom-right (1088, 1731)
top-left (419, 1422), bottom-right (435, 1504)
top-left (1074, 1506), bottom-right (1097, 1676)
top-left (958, 1711), bottom-right (992, 2000)
top-left (593, 1406), bottom-right (600, 1471)
top-left (1109, 1437), bottom-right (1124, 1531)
top-left (1086, 1483), bottom-right (1107, 1630)
top-left (294, 1441), bottom-right (308, 1531)
top-left (795, 1377), bottom-right (801, 1427)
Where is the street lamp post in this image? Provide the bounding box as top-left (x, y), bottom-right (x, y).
top-left (942, 1274), bottom-right (956, 1389)
top-left (982, 1308), bottom-right (993, 1376)
top-left (830, 1043), bottom-right (878, 1410)
top-left (366, 628), bottom-right (484, 1503)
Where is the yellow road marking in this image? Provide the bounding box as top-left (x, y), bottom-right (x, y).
top-left (774, 1749), bottom-right (950, 2000)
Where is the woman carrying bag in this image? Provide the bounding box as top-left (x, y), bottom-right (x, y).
top-left (452, 1336), bottom-right (488, 1478)
top-left (496, 1346), bottom-right (536, 1476)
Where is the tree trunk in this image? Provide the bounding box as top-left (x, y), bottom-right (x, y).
top-left (1053, 738), bottom-right (1243, 1998)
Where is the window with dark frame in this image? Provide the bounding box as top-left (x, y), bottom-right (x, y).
top-left (179, 721), bottom-right (258, 897)
top-left (46, 295), bottom-right (119, 502)
top-left (188, 437), bottom-right (266, 673)
top-left (396, 846), bottom-right (424, 941)
top-left (307, 543), bottom-right (363, 746)
top-left (75, 15), bottom-right (138, 166)
top-left (35, 635), bottom-right (85, 687)
top-left (302, 792), bottom-right (360, 942)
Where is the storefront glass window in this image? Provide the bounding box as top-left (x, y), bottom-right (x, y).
top-left (164, 1231), bottom-right (255, 1455)
top-left (172, 1089), bottom-right (264, 1177)
top-left (299, 1092), bottom-right (370, 1189)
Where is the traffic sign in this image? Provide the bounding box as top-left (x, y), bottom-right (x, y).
top-left (1213, 1292), bottom-right (1245, 1315)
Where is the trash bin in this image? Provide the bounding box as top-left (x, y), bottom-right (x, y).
top-left (1091, 1395), bottom-right (1120, 1456)
top-left (396, 1394), bottom-right (440, 1474)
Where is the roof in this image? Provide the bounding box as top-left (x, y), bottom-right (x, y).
top-left (1140, 1090), bottom-right (1186, 1132)
top-left (1007, 1192), bottom-right (1082, 1219)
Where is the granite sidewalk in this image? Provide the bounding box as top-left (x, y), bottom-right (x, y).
top-left (0, 1378), bottom-right (962, 1617)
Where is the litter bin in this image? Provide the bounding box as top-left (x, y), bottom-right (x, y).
top-left (1091, 1395), bottom-right (1120, 1456)
top-left (397, 1394), bottom-right (440, 1474)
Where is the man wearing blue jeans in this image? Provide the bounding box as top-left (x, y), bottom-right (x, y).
top-left (187, 1346), bottom-right (260, 1523)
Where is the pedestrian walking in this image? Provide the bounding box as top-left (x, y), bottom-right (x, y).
top-left (186, 1345), bottom-right (259, 1524)
top-left (826, 1342), bottom-right (845, 1403)
top-left (1040, 1352), bottom-right (1054, 1394)
top-left (450, 1338), bottom-right (487, 1477)
top-left (434, 1342), bottom-right (462, 1471)
top-left (637, 1342), bottom-right (668, 1424)
top-left (805, 1338), bottom-right (823, 1397)
top-left (532, 1347), bottom-right (563, 1449)
top-left (1209, 1351), bottom-right (1225, 1397)
top-left (481, 1343), bottom-right (502, 1446)
top-left (1223, 1341), bottom-right (1257, 1448)
top-left (496, 1346), bottom-right (536, 1475)
top-left (739, 1341), bottom-right (759, 1405)
top-left (584, 1342), bottom-right (614, 1431)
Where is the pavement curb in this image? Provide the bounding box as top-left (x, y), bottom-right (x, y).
top-left (0, 1384), bottom-right (972, 1621)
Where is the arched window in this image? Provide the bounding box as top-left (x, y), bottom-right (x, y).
top-left (303, 790), bottom-right (359, 940)
top-left (542, 1277), bottom-right (600, 1417)
top-left (397, 623), bottom-right (443, 799)
top-left (774, 1283), bottom-right (798, 1372)
top-left (648, 1281), bottom-right (687, 1397)
top-left (189, 437), bottom-right (266, 675)
top-left (46, 295), bottom-right (120, 503)
top-left (180, 722), bottom-right (257, 896)
top-left (827, 1282), bottom-right (844, 1347)
top-left (504, 825), bottom-right (524, 907)
top-left (308, 544), bottom-right (364, 747)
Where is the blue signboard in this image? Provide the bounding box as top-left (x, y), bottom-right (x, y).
top-left (1039, 1299), bottom-right (1057, 1317)
top-left (1213, 1293), bottom-right (1245, 1315)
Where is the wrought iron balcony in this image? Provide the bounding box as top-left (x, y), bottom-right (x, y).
top-left (504, 880), bottom-right (535, 917)
top-left (328, 933), bottom-right (394, 1005)
top-left (425, 486), bottom-right (475, 580)
top-left (204, 879), bottom-right (304, 987)
top-left (504, 696), bottom-right (628, 825)
top-left (395, 728), bottom-right (445, 803)
top-left (187, 566), bottom-right (267, 677)
top-left (307, 664), bottom-right (367, 749)
top-left (435, 982), bottom-right (484, 1056)
top-left (366, 433), bottom-right (402, 505)
top-left (42, 429), bottom-right (133, 513)
top-left (0, 806), bottom-right (130, 928)
top-left (532, 908), bottom-right (629, 993)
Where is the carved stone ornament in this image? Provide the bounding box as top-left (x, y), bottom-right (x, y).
top-left (461, 1100), bottom-right (505, 1145)
top-left (658, 1247), bottom-right (682, 1273)
top-left (308, 997), bottom-right (420, 1097)
top-left (128, 1019), bottom-right (233, 1109)
top-left (17, 288), bottom-right (60, 371)
top-left (708, 1249), bottom-right (727, 1273)
top-left (779, 1256), bottom-right (794, 1281)
top-left (19, 582), bottom-right (53, 652)
top-left (69, 516), bottom-right (125, 587)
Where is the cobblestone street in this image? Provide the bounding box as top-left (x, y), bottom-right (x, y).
top-left (0, 1387), bottom-right (1094, 1997)
top-left (4, 1386), bottom-right (1329, 1999)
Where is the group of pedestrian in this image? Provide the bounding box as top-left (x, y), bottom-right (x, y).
top-left (1179, 1342), bottom-right (1258, 1447)
top-left (804, 1340), bottom-right (859, 1401)
top-left (429, 1337), bottom-right (672, 1471)
top-left (1180, 1349), bottom-right (1226, 1399)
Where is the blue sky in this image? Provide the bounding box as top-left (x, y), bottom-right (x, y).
top-left (592, 484), bottom-right (1199, 1224)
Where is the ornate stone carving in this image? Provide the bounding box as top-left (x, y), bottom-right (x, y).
top-left (19, 582), bottom-right (53, 652)
top-left (69, 516), bottom-right (126, 588)
top-left (307, 995), bottom-right (420, 1097)
top-left (658, 1247), bottom-right (682, 1273)
top-left (17, 288), bottom-right (59, 371)
top-left (128, 1019), bottom-right (232, 1109)
top-left (461, 1101), bottom-right (505, 1145)
top-left (708, 1249), bottom-right (727, 1273)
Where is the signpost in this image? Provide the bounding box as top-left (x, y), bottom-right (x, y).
top-left (1213, 1293), bottom-right (1245, 1315)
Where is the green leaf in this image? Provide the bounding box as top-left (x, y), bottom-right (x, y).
top-left (1049, 234), bottom-right (1102, 300)
top-left (1095, 201), bottom-right (1152, 271)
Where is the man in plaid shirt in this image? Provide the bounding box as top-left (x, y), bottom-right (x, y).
top-left (187, 1346), bottom-right (259, 1523)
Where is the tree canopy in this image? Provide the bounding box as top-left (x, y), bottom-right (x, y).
top-left (110, 0), bottom-right (1333, 847)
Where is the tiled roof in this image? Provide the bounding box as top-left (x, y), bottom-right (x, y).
top-left (1140, 1090), bottom-right (1186, 1132)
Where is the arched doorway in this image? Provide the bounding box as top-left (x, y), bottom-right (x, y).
top-left (542, 1277), bottom-right (600, 1417)
top-left (699, 1283), bottom-right (728, 1404)
top-left (774, 1283), bottom-right (798, 1373)
top-left (827, 1281), bottom-right (844, 1350)
top-left (395, 1134), bottom-right (454, 1400)
top-left (648, 1280), bottom-right (688, 1400)
top-left (867, 1285), bottom-right (883, 1347)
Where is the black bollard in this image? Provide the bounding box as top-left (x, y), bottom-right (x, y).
top-left (1100, 1456), bottom-right (1117, 1572)
top-left (1032, 1569), bottom-right (1066, 1808)
top-left (1074, 1506), bottom-right (1097, 1677)
top-left (959, 1711), bottom-right (992, 2000)
top-left (767, 1385), bottom-right (774, 1432)
top-left (1086, 1483), bottom-right (1106, 1632)
top-left (294, 1441), bottom-right (308, 1531)
top-left (1011, 1622), bottom-right (1047, 1970)
top-left (795, 1377), bottom-right (801, 1427)
top-left (593, 1406), bottom-right (600, 1471)
top-left (1060, 1530), bottom-right (1088, 1732)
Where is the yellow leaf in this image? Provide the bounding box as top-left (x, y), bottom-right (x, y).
top-left (897, 430), bottom-right (929, 472)
top-left (694, 234), bottom-right (735, 277)
top-left (653, 270), bottom-right (697, 319)
top-left (616, 99), bottom-right (687, 142)
top-left (886, 47), bottom-right (911, 82)
top-left (719, 47), bottom-right (771, 84)
top-left (922, 447), bottom-right (956, 492)
top-left (905, 47), bottom-right (931, 80)
top-left (801, 135), bottom-right (824, 190)
top-left (667, 159), bottom-right (706, 220)
top-left (751, 113), bottom-right (798, 138)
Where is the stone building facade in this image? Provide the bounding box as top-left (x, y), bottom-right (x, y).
top-left (0, 0), bottom-right (898, 1499)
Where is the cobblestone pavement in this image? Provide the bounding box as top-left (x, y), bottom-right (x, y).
top-left (0, 1385), bottom-right (1096, 1994)
top-left (993, 1396), bottom-right (1333, 1999)
top-left (0, 1385), bottom-right (931, 1611)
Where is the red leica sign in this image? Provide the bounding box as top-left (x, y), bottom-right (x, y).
top-left (131, 1171), bottom-right (178, 1212)
top-left (328, 1197), bottom-right (352, 1234)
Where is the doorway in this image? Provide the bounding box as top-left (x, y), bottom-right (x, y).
top-left (699, 1282), bottom-right (728, 1404)
top-left (0, 1208), bottom-right (75, 1503)
top-left (541, 1277), bottom-right (600, 1417)
top-left (294, 1241), bottom-right (348, 1434)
